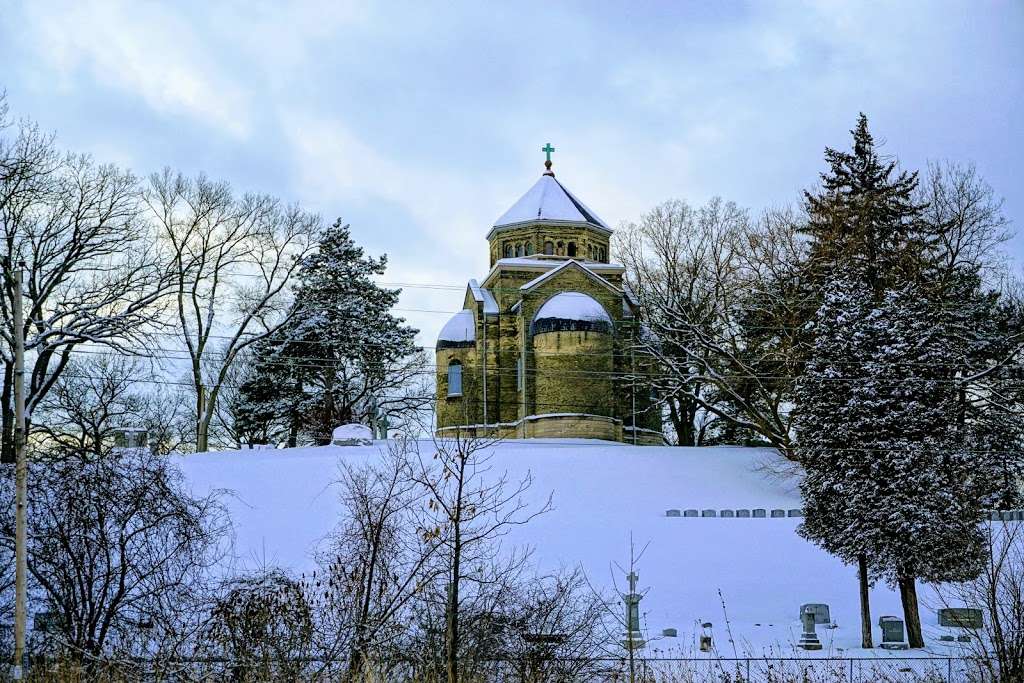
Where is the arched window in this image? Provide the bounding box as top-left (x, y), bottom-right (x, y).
top-left (556, 241), bottom-right (564, 256)
top-left (503, 244), bottom-right (512, 258)
top-left (544, 241), bottom-right (554, 255)
top-left (447, 361), bottom-right (463, 396)
top-left (598, 247), bottom-right (606, 262)
top-left (587, 244), bottom-right (593, 259)
top-left (524, 242), bottom-right (532, 255)
top-left (567, 242), bottom-right (577, 257)
top-left (516, 243), bottom-right (524, 257)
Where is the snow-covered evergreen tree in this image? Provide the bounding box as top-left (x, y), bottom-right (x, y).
top-left (797, 277), bottom-right (1015, 648)
top-left (796, 115), bottom-right (1024, 649)
top-left (235, 220), bottom-right (429, 446)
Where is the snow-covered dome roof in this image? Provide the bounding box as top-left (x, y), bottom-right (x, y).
top-left (531, 292), bottom-right (612, 335)
top-left (494, 175), bottom-right (610, 231)
top-left (437, 309), bottom-right (476, 349)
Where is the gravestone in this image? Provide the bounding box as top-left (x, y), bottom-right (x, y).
top-left (752, 509), bottom-right (767, 518)
top-left (770, 509), bottom-right (786, 518)
top-left (938, 607), bottom-right (983, 628)
top-left (699, 622), bottom-right (713, 652)
top-left (800, 603), bottom-right (831, 625)
top-left (701, 509), bottom-right (717, 518)
top-left (879, 616), bottom-right (909, 650)
top-left (798, 606), bottom-right (822, 650)
top-left (665, 509), bottom-right (681, 518)
top-left (720, 509), bottom-right (735, 518)
top-left (684, 509), bottom-right (698, 518)
top-left (736, 509), bottom-right (751, 518)
top-left (787, 508), bottom-right (803, 517)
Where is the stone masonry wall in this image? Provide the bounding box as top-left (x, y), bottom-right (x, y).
top-left (488, 225), bottom-right (611, 266)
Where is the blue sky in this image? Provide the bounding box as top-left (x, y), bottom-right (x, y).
top-left (1, 1), bottom-right (1021, 345)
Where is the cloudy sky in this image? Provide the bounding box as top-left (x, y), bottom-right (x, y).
top-left (1, 1), bottom-right (1021, 345)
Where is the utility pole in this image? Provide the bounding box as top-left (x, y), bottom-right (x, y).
top-left (11, 262), bottom-right (27, 680)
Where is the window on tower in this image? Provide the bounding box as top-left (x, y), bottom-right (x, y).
top-left (567, 242), bottom-right (577, 257)
top-left (503, 244), bottom-right (512, 258)
top-left (447, 361), bottom-right (463, 397)
top-left (525, 242), bottom-right (532, 255)
top-left (516, 243), bottom-right (524, 257)
top-left (544, 241), bottom-right (554, 255)
top-left (556, 241), bottom-right (564, 256)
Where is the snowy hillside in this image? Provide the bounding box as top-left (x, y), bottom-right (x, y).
top-left (178, 440), bottom-right (970, 658)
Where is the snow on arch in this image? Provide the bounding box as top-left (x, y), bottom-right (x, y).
top-left (531, 291), bottom-right (612, 334)
top-left (436, 309), bottom-right (476, 349)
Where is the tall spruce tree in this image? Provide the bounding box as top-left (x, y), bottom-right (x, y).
top-left (797, 115), bottom-right (1024, 648)
top-left (235, 220), bottom-right (427, 446)
top-left (802, 113), bottom-right (931, 294)
top-left (798, 279), bottom-right (1009, 648)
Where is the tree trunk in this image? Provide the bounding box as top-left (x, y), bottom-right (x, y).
top-left (195, 384), bottom-right (208, 452)
top-left (446, 555), bottom-right (460, 683)
top-left (898, 574), bottom-right (924, 648)
top-left (858, 555), bottom-right (873, 648)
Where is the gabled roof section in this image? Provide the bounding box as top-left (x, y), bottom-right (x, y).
top-left (494, 175), bottom-right (610, 231)
top-left (519, 259), bottom-right (621, 297)
top-left (467, 279), bottom-right (498, 315)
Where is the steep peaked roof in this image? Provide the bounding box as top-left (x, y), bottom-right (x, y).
top-left (493, 174), bottom-right (610, 231)
top-left (518, 259), bottom-right (621, 296)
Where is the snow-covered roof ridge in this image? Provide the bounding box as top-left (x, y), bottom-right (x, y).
top-left (493, 175), bottom-right (610, 231)
top-left (518, 259), bottom-right (621, 296)
top-left (467, 279), bottom-right (498, 314)
top-left (436, 309), bottom-right (476, 348)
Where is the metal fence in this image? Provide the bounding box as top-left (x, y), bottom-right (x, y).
top-left (5, 655), bottom-right (986, 683)
top-left (481, 656), bottom-right (983, 683)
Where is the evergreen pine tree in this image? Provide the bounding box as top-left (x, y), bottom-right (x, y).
top-left (235, 220), bottom-right (427, 445)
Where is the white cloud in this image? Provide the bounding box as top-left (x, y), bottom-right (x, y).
top-left (21, 1), bottom-right (252, 137)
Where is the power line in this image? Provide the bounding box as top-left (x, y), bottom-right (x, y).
top-left (64, 344), bottom-right (1024, 384)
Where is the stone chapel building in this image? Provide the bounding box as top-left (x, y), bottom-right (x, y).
top-left (435, 154), bottom-right (663, 445)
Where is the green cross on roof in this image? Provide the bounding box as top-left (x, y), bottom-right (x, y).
top-left (541, 143), bottom-right (555, 163)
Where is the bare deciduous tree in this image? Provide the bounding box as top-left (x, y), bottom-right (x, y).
top-left (0, 447), bottom-right (229, 671)
top-left (145, 170), bottom-right (319, 452)
top-left (317, 439), bottom-right (442, 678)
top-left (618, 198), bottom-right (804, 455)
top-left (0, 97), bottom-right (172, 462)
top-left (413, 434), bottom-right (551, 683)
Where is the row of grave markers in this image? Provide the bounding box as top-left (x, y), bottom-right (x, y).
top-left (666, 508), bottom-right (1024, 521)
top-left (665, 508), bottom-right (802, 518)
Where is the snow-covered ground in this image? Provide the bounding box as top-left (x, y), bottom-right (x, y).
top-left (178, 439), bottom-right (976, 659)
